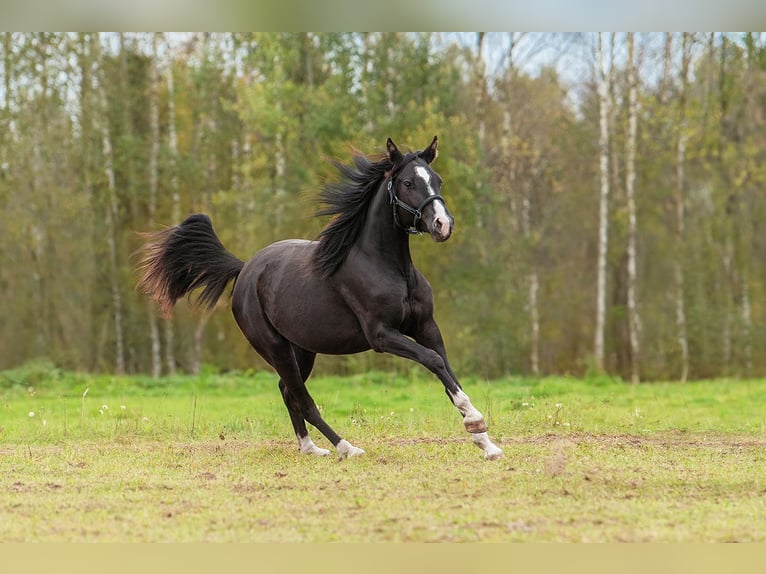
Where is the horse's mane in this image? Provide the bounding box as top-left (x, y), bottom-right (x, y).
top-left (314, 151), bottom-right (395, 277)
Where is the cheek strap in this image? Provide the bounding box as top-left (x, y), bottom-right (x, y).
top-left (387, 179), bottom-right (445, 234)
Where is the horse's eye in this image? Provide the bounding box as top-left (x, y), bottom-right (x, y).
top-left (403, 180), bottom-right (412, 188)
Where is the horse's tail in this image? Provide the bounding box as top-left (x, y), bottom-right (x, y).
top-left (137, 214), bottom-right (244, 318)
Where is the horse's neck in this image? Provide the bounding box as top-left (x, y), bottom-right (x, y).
top-left (358, 184), bottom-right (413, 273)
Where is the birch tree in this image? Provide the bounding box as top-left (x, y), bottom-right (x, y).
top-left (476, 32), bottom-right (487, 147)
top-left (94, 33), bottom-right (126, 375)
top-left (625, 33), bottom-right (641, 383)
top-left (674, 32), bottom-right (691, 382)
top-left (147, 32), bottom-right (162, 377)
top-left (164, 44), bottom-right (179, 376)
top-left (594, 32), bottom-right (611, 373)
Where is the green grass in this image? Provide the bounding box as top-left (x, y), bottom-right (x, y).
top-left (1, 364), bottom-right (765, 541)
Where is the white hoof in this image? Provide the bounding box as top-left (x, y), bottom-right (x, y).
top-left (484, 444), bottom-right (504, 461)
top-left (336, 439), bottom-right (365, 460)
top-left (298, 435), bottom-right (331, 456)
top-left (472, 432), bottom-right (503, 461)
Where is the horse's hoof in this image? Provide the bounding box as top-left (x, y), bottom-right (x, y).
top-left (472, 431), bottom-right (502, 460)
top-left (484, 446), bottom-right (504, 461)
top-left (299, 436), bottom-right (331, 456)
top-left (336, 439), bottom-right (365, 460)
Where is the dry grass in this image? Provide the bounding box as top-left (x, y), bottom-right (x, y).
top-left (2, 370), bottom-right (766, 541)
top-left (1, 432), bottom-right (764, 542)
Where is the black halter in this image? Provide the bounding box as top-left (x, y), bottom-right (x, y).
top-left (386, 171), bottom-right (446, 235)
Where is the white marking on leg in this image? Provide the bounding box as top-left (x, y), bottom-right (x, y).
top-left (472, 432), bottom-right (504, 460)
top-left (449, 389), bottom-right (484, 426)
top-left (298, 434), bottom-right (330, 456)
top-left (449, 389), bottom-right (502, 459)
top-left (336, 439), bottom-right (365, 460)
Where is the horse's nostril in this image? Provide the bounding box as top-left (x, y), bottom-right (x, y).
top-left (434, 218), bottom-right (443, 231)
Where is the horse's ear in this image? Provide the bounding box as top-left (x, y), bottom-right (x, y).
top-left (387, 137), bottom-right (403, 165)
top-left (420, 135), bottom-right (438, 164)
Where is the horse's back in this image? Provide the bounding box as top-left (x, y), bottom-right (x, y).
top-left (232, 239), bottom-right (369, 355)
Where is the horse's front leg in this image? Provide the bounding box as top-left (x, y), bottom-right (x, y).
top-left (372, 323), bottom-right (503, 460)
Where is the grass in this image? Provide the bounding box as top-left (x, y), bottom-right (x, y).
top-left (1, 363), bottom-right (765, 542)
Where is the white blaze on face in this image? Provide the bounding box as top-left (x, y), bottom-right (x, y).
top-left (414, 165), bottom-right (451, 237)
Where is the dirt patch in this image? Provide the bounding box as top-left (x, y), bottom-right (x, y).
top-left (384, 431), bottom-right (766, 450)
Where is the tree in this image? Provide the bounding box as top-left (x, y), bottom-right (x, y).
top-left (625, 33), bottom-right (641, 383)
top-left (594, 32), bottom-right (611, 373)
top-left (674, 32), bottom-right (691, 382)
top-left (147, 32), bottom-right (162, 377)
top-left (94, 33), bottom-right (126, 375)
top-left (164, 40), bottom-right (180, 376)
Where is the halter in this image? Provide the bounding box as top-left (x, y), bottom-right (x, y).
top-left (386, 168), bottom-right (446, 235)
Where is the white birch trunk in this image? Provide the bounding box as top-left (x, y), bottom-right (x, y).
top-left (659, 33), bottom-right (672, 104)
top-left (476, 32), bottom-right (487, 147)
top-left (147, 32), bottom-right (162, 377)
top-left (741, 274), bottom-right (753, 374)
top-left (625, 33), bottom-right (641, 383)
top-left (528, 269), bottom-right (540, 376)
top-left (501, 33), bottom-right (538, 374)
top-left (164, 54), bottom-right (179, 375)
top-left (189, 32), bottom-right (218, 375)
top-left (501, 33), bottom-right (519, 233)
top-left (594, 33), bottom-right (611, 373)
top-left (191, 309), bottom-right (213, 376)
top-left (739, 35), bottom-right (756, 376)
top-left (674, 32), bottom-right (691, 382)
top-left (385, 35), bottom-right (396, 121)
top-left (95, 35), bottom-right (126, 375)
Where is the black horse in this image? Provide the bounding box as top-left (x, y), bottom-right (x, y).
top-left (138, 136), bottom-right (502, 460)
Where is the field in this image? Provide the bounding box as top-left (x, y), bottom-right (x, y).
top-left (1, 363), bottom-right (765, 542)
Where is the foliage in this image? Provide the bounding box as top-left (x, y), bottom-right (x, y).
top-left (1, 33), bottom-right (766, 380)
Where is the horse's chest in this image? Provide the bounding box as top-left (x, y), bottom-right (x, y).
top-left (367, 286), bottom-right (418, 328)
top-left (399, 294), bottom-right (416, 330)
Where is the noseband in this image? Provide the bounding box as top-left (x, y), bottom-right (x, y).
top-left (386, 171), bottom-right (446, 235)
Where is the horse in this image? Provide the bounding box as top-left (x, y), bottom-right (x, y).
top-left (138, 136), bottom-right (503, 460)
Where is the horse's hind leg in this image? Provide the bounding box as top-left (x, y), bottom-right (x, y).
top-left (278, 349), bottom-right (329, 456)
top-left (234, 290), bottom-right (363, 458)
top-left (274, 344), bottom-right (364, 459)
top-left (279, 381), bottom-right (327, 456)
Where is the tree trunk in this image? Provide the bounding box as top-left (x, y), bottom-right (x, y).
top-left (147, 32), bottom-right (162, 377)
top-left (528, 268), bottom-right (540, 376)
top-left (738, 33), bottom-right (757, 376)
top-left (674, 32), bottom-right (691, 382)
top-left (594, 33), bottom-right (611, 373)
top-left (189, 33), bottom-right (218, 375)
top-left (625, 33), bottom-right (641, 383)
top-left (607, 33), bottom-right (628, 377)
top-left (476, 32), bottom-right (487, 147)
top-left (191, 309), bottom-right (213, 376)
top-left (164, 51), bottom-right (179, 376)
top-left (501, 33), bottom-right (519, 234)
top-left (501, 33), bottom-right (538, 375)
top-left (94, 34), bottom-right (126, 375)
top-left (659, 33), bottom-right (672, 104)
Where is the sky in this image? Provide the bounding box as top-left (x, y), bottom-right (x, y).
top-left (1, 0), bottom-right (766, 33)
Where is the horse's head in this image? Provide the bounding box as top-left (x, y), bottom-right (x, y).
top-left (386, 136), bottom-right (454, 242)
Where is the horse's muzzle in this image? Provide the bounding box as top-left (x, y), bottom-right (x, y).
top-left (431, 214), bottom-right (453, 242)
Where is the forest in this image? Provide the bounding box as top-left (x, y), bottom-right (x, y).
top-left (1, 32), bottom-right (764, 382)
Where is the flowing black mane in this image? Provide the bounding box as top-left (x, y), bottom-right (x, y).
top-left (314, 152), bottom-right (394, 277)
